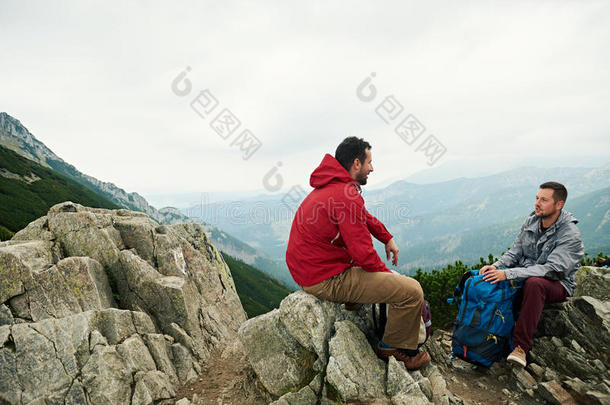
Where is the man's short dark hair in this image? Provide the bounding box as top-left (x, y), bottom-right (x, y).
top-left (335, 137), bottom-right (371, 172)
top-left (540, 181), bottom-right (568, 203)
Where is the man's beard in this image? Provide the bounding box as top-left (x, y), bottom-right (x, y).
top-left (535, 208), bottom-right (556, 219)
top-left (355, 170), bottom-right (368, 185)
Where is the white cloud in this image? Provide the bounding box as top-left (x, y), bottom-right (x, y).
top-left (1, 0), bottom-right (608, 201)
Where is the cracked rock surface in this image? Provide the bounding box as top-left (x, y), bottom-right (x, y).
top-left (239, 290), bottom-right (440, 404)
top-left (0, 201), bottom-right (246, 404)
top-left (239, 267), bottom-right (610, 405)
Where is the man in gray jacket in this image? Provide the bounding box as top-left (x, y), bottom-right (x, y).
top-left (479, 181), bottom-right (584, 367)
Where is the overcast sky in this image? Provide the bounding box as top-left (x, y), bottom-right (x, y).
top-left (2, 1), bottom-right (609, 207)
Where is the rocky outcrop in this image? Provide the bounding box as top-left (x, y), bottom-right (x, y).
top-left (238, 290), bottom-right (447, 404)
top-left (0, 201), bottom-right (246, 404)
top-left (239, 267), bottom-right (610, 405)
top-left (530, 293), bottom-right (610, 404)
top-left (426, 266), bottom-right (610, 405)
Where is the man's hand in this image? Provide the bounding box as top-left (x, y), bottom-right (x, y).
top-left (478, 265), bottom-right (497, 275)
top-left (385, 238), bottom-right (399, 266)
top-left (482, 268), bottom-right (507, 284)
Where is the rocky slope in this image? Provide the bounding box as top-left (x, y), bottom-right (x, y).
top-left (0, 201), bottom-right (246, 404)
top-left (235, 267), bottom-right (610, 405)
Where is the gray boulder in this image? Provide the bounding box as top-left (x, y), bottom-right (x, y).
top-left (239, 290), bottom-right (377, 398)
top-left (527, 290), bottom-right (610, 404)
top-left (269, 385), bottom-right (319, 405)
top-left (1, 308), bottom-right (160, 404)
top-left (131, 370), bottom-right (176, 405)
top-left (240, 291), bottom-right (449, 404)
top-left (9, 202), bottom-right (245, 357)
top-left (386, 356), bottom-right (431, 405)
top-left (0, 202), bottom-right (246, 404)
top-left (575, 266), bottom-right (610, 301)
top-left (238, 309), bottom-right (317, 397)
top-left (535, 295), bottom-right (610, 373)
top-left (421, 364), bottom-right (450, 405)
top-left (326, 320), bottom-right (386, 401)
top-left (4, 254), bottom-right (115, 323)
top-left (0, 240), bottom-right (54, 305)
top-left (277, 291), bottom-right (375, 367)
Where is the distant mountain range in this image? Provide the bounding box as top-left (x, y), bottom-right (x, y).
top-left (402, 156), bottom-right (610, 185)
top-left (192, 163), bottom-right (610, 274)
top-left (396, 186), bottom-right (610, 272)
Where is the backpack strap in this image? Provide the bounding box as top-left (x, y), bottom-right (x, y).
top-left (447, 270), bottom-right (476, 303)
top-left (372, 303), bottom-right (387, 340)
top-left (379, 303), bottom-right (387, 337)
top-left (372, 303), bottom-right (378, 332)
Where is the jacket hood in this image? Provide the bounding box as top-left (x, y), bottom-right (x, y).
top-left (525, 209), bottom-right (579, 231)
top-left (556, 210), bottom-right (579, 226)
top-left (310, 154), bottom-right (355, 189)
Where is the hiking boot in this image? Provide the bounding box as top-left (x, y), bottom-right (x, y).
top-left (344, 302), bottom-right (363, 311)
top-left (377, 345), bottom-right (431, 370)
top-left (507, 346), bottom-right (527, 367)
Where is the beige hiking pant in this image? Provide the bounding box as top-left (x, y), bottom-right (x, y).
top-left (302, 266), bottom-right (423, 350)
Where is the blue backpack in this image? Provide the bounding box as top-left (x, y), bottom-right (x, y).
top-left (449, 270), bottom-right (522, 367)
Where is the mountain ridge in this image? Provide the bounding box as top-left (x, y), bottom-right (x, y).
top-left (0, 144), bottom-right (119, 236)
top-left (0, 112), bottom-right (191, 225)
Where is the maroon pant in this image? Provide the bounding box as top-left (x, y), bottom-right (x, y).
top-left (513, 277), bottom-right (569, 352)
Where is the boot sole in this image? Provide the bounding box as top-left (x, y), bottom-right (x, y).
top-left (506, 354), bottom-right (526, 367)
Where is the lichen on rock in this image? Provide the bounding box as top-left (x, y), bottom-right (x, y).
top-left (0, 201), bottom-right (247, 404)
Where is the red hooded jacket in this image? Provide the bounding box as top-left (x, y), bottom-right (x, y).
top-left (285, 154), bottom-right (393, 287)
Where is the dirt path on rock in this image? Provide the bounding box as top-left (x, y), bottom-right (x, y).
top-left (174, 341), bottom-right (268, 405)
top-left (428, 330), bottom-right (540, 405)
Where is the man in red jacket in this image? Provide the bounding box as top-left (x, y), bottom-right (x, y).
top-left (286, 137), bottom-right (430, 370)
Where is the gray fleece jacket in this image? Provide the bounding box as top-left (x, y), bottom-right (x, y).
top-left (492, 210), bottom-right (584, 295)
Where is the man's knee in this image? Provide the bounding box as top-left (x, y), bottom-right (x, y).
top-left (524, 277), bottom-right (546, 292)
top-left (396, 276), bottom-right (423, 304)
